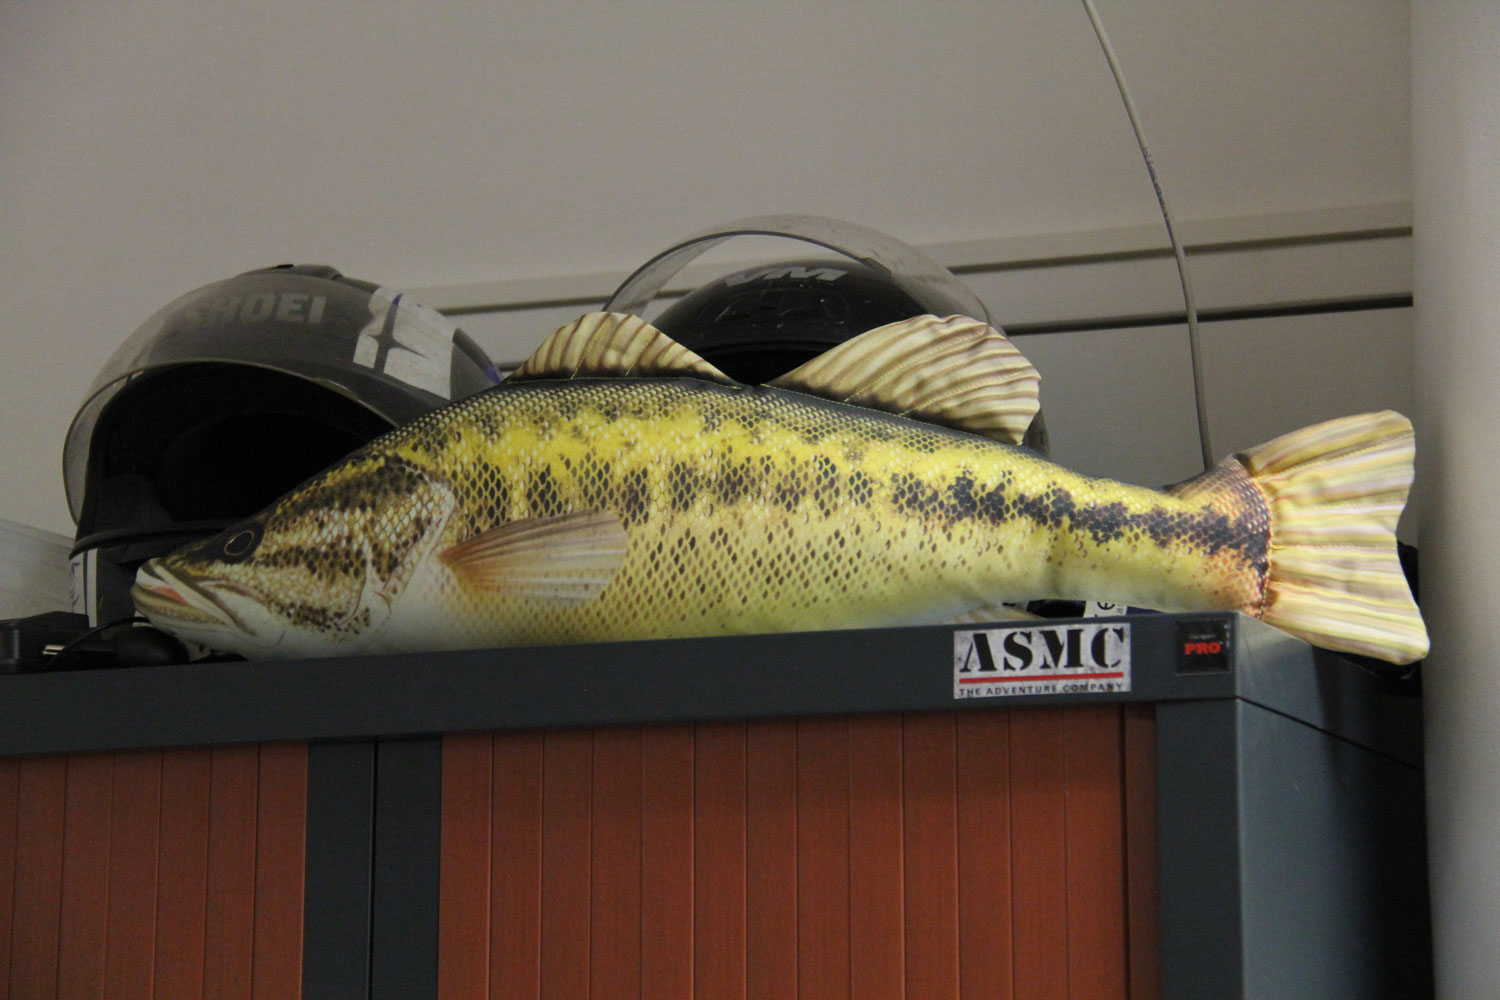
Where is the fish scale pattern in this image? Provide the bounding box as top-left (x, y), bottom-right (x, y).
top-left (371, 379), bottom-right (1268, 647)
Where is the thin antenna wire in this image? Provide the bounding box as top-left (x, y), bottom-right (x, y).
top-left (1080, 0), bottom-right (1215, 471)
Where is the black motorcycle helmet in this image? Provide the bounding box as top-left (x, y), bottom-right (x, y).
top-left (606, 215), bottom-right (1047, 451)
top-left (649, 257), bottom-right (966, 386)
top-left (64, 264), bottom-right (500, 624)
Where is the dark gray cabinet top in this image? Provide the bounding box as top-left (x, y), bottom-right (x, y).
top-left (0, 611), bottom-right (1420, 764)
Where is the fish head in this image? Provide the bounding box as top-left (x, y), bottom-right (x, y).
top-left (132, 452), bottom-right (456, 659)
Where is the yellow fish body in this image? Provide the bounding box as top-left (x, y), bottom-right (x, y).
top-left (133, 312), bottom-right (1427, 664)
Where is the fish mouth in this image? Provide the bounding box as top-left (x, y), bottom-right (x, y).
top-left (131, 561), bottom-right (241, 631)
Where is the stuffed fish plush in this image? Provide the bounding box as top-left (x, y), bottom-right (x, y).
top-left (133, 311), bottom-right (1427, 664)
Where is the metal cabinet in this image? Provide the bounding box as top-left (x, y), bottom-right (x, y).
top-left (0, 613), bottom-right (1430, 998)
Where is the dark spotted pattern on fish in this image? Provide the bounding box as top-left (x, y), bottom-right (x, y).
top-left (147, 375), bottom-right (1284, 653)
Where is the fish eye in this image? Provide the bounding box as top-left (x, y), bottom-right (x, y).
top-left (218, 522), bottom-right (264, 563)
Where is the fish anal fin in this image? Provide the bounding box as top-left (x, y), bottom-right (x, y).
top-left (439, 510), bottom-right (628, 603)
top-left (769, 314), bottom-right (1041, 444)
top-left (510, 312), bottom-right (734, 384)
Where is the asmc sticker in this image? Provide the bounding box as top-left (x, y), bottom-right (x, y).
top-left (954, 622), bottom-right (1131, 699)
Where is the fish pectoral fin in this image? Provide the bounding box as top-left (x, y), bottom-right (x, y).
top-left (768, 314), bottom-right (1041, 445)
top-left (509, 312), bottom-right (735, 385)
top-left (439, 510), bottom-right (629, 603)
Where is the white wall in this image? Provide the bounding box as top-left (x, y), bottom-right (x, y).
top-left (0, 0), bottom-right (1410, 535)
top-left (1412, 6), bottom-right (1500, 997)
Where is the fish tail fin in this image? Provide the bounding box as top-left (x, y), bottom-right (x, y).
top-left (1236, 410), bottom-right (1427, 664)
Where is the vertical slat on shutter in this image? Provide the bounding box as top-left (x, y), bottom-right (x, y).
top-left (105, 751), bottom-right (162, 998)
top-left (957, 709), bottom-right (1014, 999)
top-left (639, 726), bottom-right (693, 1000)
top-left (10, 757), bottom-right (66, 998)
top-left (1064, 706), bottom-right (1129, 999)
top-left (252, 742), bottom-right (308, 1000)
top-left (203, 746), bottom-right (259, 1000)
top-left (796, 718), bottom-right (850, 998)
top-left (848, 715), bottom-right (904, 1000)
top-left (155, 749), bottom-right (211, 1000)
top-left (490, 732), bottom-right (544, 1000)
top-left (1010, 708), bottom-right (1069, 1000)
top-left (590, 728), bottom-right (643, 1000)
top-left (439, 733), bottom-right (493, 1000)
top-left (58, 753), bottom-right (112, 998)
top-left (902, 713), bottom-right (961, 999)
top-left (0, 758), bottom-right (21, 995)
top-left (745, 720), bottom-right (797, 1000)
top-left (539, 731), bottom-right (591, 998)
top-left (692, 723), bottom-right (746, 1000)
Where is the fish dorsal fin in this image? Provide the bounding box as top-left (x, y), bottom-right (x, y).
top-left (438, 510), bottom-right (628, 603)
top-left (767, 314), bottom-right (1041, 444)
top-left (510, 311), bottom-right (733, 384)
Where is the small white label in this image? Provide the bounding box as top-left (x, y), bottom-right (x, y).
top-left (954, 622), bottom-right (1132, 699)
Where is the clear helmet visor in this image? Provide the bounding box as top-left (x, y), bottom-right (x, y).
top-left (604, 214), bottom-right (991, 324)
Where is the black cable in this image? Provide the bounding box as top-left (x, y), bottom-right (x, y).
top-left (45, 615), bottom-right (148, 666)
